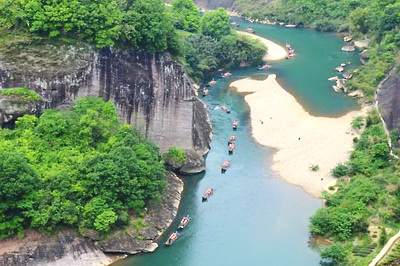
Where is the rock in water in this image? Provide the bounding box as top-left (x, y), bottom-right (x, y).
top-left (341, 45), bottom-right (356, 52)
top-left (335, 66), bottom-right (345, 72)
top-left (348, 90), bottom-right (364, 98)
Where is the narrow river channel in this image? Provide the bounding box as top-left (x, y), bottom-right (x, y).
top-left (115, 18), bottom-right (361, 266)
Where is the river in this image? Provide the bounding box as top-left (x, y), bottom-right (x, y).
top-left (114, 18), bottom-right (361, 266)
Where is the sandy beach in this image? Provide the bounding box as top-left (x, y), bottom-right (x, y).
top-left (237, 31), bottom-right (288, 61)
top-left (230, 75), bottom-right (367, 197)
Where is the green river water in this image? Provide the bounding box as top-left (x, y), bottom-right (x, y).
top-left (114, 18), bottom-right (361, 266)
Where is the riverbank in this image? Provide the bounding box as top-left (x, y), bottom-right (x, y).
top-left (230, 75), bottom-right (367, 197)
top-left (0, 171), bottom-right (184, 265)
top-left (236, 31), bottom-right (288, 61)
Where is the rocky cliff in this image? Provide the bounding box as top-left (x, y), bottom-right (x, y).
top-left (0, 42), bottom-right (212, 154)
top-left (377, 67), bottom-right (400, 133)
top-left (0, 171), bottom-right (183, 265)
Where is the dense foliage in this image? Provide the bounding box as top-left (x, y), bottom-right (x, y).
top-left (170, 3), bottom-right (266, 82)
top-left (0, 0), bottom-right (179, 51)
top-left (309, 110), bottom-right (400, 264)
top-left (171, 0), bottom-right (201, 33)
top-left (0, 97), bottom-right (166, 237)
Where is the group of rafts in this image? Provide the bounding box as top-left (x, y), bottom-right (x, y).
top-left (166, 56), bottom-right (272, 245)
top-left (165, 121), bottom-right (239, 245)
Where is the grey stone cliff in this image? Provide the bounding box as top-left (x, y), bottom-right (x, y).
top-left (0, 42), bottom-right (210, 264)
top-left (0, 43), bottom-right (212, 154)
top-left (377, 68), bottom-right (400, 133)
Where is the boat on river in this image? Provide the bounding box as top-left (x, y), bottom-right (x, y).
top-left (178, 215), bottom-right (190, 230)
top-left (221, 72), bottom-right (232, 78)
top-left (202, 188), bottom-right (214, 201)
top-left (165, 231), bottom-right (179, 246)
top-left (230, 22), bottom-right (239, 27)
top-left (233, 120), bottom-right (239, 130)
top-left (258, 64), bottom-right (271, 70)
top-left (202, 88), bottom-right (209, 97)
top-left (221, 105), bottom-right (230, 113)
top-left (221, 160), bottom-right (230, 173)
top-left (208, 79), bottom-right (217, 86)
top-left (228, 142), bottom-right (235, 154)
top-left (246, 27), bottom-right (255, 33)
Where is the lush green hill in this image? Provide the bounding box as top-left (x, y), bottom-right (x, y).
top-left (0, 96), bottom-right (166, 238)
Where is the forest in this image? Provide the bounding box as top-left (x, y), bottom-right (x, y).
top-left (0, 95), bottom-right (166, 237)
top-left (0, 0), bottom-right (266, 82)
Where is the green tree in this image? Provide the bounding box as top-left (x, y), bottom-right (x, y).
top-left (201, 8), bottom-right (230, 40)
top-left (126, 0), bottom-right (178, 52)
top-left (321, 243), bottom-right (348, 265)
top-left (172, 0), bottom-right (200, 32)
top-left (0, 152), bottom-right (40, 238)
top-left (349, 7), bottom-right (371, 34)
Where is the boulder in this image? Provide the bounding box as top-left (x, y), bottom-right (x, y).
top-left (343, 71), bottom-right (353, 80)
top-left (348, 90), bottom-right (364, 98)
top-left (340, 63), bottom-right (346, 67)
top-left (336, 79), bottom-right (345, 90)
top-left (332, 86), bottom-right (340, 92)
top-left (179, 150), bottom-right (206, 175)
top-left (341, 45), bottom-right (355, 52)
top-left (335, 66), bottom-right (344, 72)
top-left (343, 36), bottom-right (352, 42)
top-left (354, 39), bottom-right (370, 49)
top-left (328, 76), bottom-right (339, 81)
top-left (360, 50), bottom-right (370, 65)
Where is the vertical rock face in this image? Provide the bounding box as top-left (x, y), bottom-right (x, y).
top-left (377, 68), bottom-right (400, 132)
top-left (0, 44), bottom-right (212, 154)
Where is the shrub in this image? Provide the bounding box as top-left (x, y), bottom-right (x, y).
top-left (351, 116), bottom-right (364, 130)
top-left (163, 146), bottom-right (187, 165)
top-left (0, 87), bottom-right (41, 104)
top-left (331, 163), bottom-right (349, 178)
top-left (321, 243), bottom-right (348, 264)
top-left (310, 164), bottom-right (320, 171)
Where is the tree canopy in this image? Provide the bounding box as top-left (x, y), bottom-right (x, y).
top-left (171, 0), bottom-right (201, 33)
top-left (0, 0), bottom-right (179, 52)
top-left (201, 8), bottom-right (231, 40)
top-left (0, 97), bottom-right (166, 237)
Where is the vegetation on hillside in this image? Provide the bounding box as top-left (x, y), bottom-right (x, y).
top-left (0, 0), bottom-right (179, 52)
top-left (169, 2), bottom-right (266, 82)
top-left (0, 87), bottom-right (41, 104)
top-left (231, 0), bottom-right (400, 264)
top-left (0, 0), bottom-right (266, 83)
top-left (234, 0), bottom-right (400, 102)
top-left (0, 97), bottom-right (166, 238)
top-left (309, 110), bottom-right (400, 265)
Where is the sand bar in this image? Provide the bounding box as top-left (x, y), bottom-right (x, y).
top-left (230, 75), bottom-right (367, 197)
top-left (237, 31), bottom-right (288, 61)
